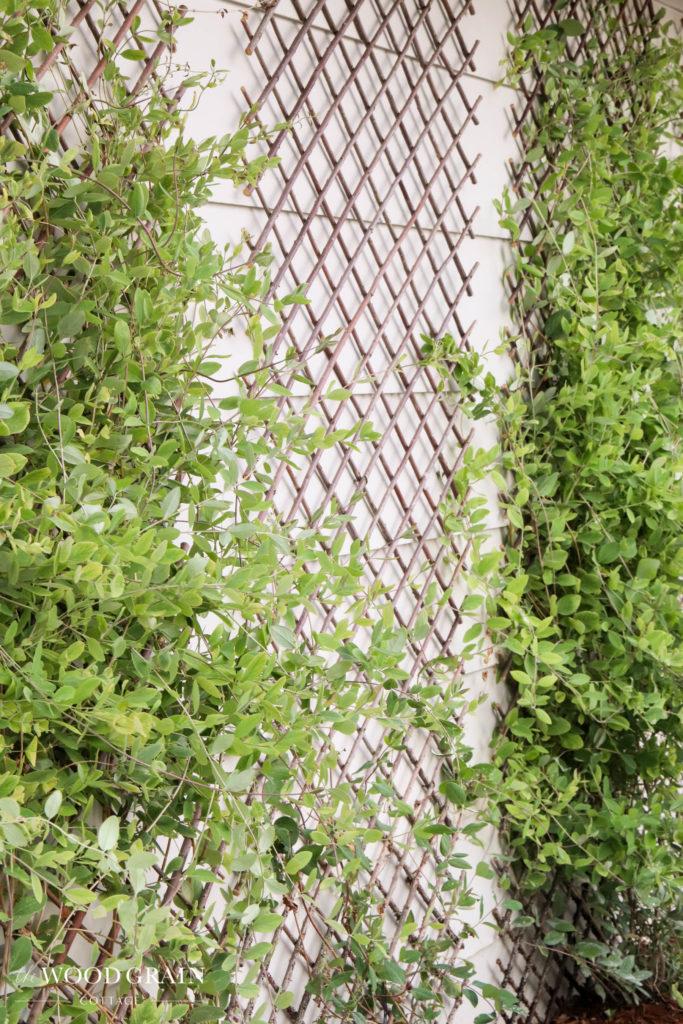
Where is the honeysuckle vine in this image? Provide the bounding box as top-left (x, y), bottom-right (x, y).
top-left (432, 5), bottom-right (682, 1008)
top-left (0, 5), bottom-right (517, 1024)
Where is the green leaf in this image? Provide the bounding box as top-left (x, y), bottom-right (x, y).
top-left (222, 767), bottom-right (257, 792)
top-left (134, 288), bottom-right (153, 324)
top-left (252, 911), bottom-right (283, 932)
top-left (32, 24), bottom-right (55, 53)
top-left (160, 486), bottom-right (181, 519)
top-left (285, 850), bottom-right (313, 874)
top-left (271, 623), bottom-right (296, 649)
top-left (57, 308), bottom-right (86, 338)
top-left (0, 453), bottom-right (27, 478)
top-left (378, 960), bottom-right (406, 986)
top-left (0, 402), bottom-right (30, 435)
top-left (121, 48), bottom-right (147, 61)
top-left (556, 594), bottom-right (580, 615)
top-left (131, 182), bottom-right (148, 217)
top-left (544, 309), bottom-right (572, 340)
top-left (8, 935), bottom-right (32, 974)
top-left (0, 361), bottom-right (19, 381)
top-left (543, 548), bottom-right (567, 570)
top-left (440, 779), bottom-right (468, 807)
top-left (44, 791), bottom-right (63, 819)
top-left (25, 90), bottom-right (53, 110)
top-left (476, 550), bottom-right (502, 575)
top-left (189, 1009), bottom-right (224, 1023)
top-left (131, 1003), bottom-right (163, 1024)
top-left (245, 942), bottom-right (273, 960)
top-left (0, 48), bottom-right (27, 73)
top-left (562, 230), bottom-right (575, 255)
top-left (501, 899), bottom-right (523, 912)
top-left (597, 541), bottom-right (620, 564)
top-left (44, 127), bottom-right (59, 151)
top-left (114, 319), bottom-right (131, 354)
top-left (557, 18), bottom-right (584, 36)
top-left (98, 815), bottom-right (120, 851)
top-left (0, 797), bottom-right (21, 819)
top-left (636, 558), bottom-right (659, 580)
top-left (575, 940), bottom-right (609, 959)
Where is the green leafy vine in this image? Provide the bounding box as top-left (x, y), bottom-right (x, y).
top-left (0, 4), bottom-right (517, 1024)
top-left (428, 5), bottom-right (682, 1008)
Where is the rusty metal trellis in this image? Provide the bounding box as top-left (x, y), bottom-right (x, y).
top-left (241, 0), bottom-right (482, 686)
top-left (234, 0), bottom-right (490, 1019)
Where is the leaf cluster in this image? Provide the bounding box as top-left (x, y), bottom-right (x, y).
top-left (0, 5), bottom-right (518, 1023)
top-left (492, 8), bottom-right (682, 1003)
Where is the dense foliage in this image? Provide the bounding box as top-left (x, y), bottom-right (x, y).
top-left (0, 4), bottom-right (516, 1024)
top-left (426, 4), bottom-right (682, 1008)
top-left (491, 8), bottom-right (683, 1004)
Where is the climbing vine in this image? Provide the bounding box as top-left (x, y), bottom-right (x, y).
top-left (425, 3), bottom-right (681, 1010)
top-left (0, 4), bottom-right (516, 1023)
top-left (448, 6), bottom-right (682, 1007)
